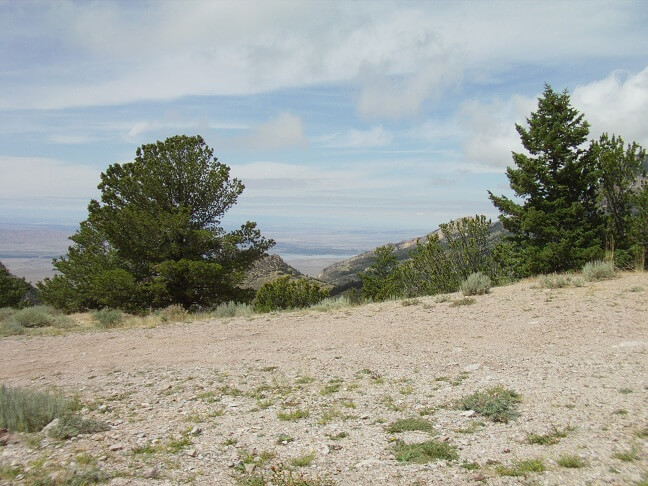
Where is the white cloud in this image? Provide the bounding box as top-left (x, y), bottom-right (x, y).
top-left (228, 112), bottom-right (307, 150)
top-left (573, 67), bottom-right (648, 146)
top-left (0, 156), bottom-right (99, 199)
top-left (323, 125), bottom-right (393, 148)
top-left (459, 95), bottom-right (536, 169)
top-left (1, 1), bottom-right (643, 110)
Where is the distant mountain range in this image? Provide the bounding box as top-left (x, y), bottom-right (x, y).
top-left (251, 221), bottom-right (505, 296)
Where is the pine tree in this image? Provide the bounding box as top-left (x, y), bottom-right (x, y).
top-left (489, 85), bottom-right (604, 275)
top-left (39, 135), bottom-right (274, 311)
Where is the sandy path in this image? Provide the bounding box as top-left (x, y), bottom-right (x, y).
top-left (1, 273), bottom-right (647, 485)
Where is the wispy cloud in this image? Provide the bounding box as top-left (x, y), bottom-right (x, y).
top-left (226, 112), bottom-right (307, 150)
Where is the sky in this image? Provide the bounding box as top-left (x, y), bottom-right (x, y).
top-left (1, 0), bottom-right (648, 257)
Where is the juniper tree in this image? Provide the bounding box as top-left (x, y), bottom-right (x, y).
top-left (489, 85), bottom-right (604, 275)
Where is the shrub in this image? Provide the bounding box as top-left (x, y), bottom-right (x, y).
top-left (456, 386), bottom-right (521, 423)
top-left (461, 272), bottom-right (491, 296)
top-left (210, 301), bottom-right (254, 318)
top-left (582, 260), bottom-right (615, 281)
top-left (159, 304), bottom-right (188, 323)
top-left (254, 276), bottom-right (329, 312)
top-left (0, 321), bottom-right (25, 337)
top-left (7, 305), bottom-right (71, 329)
top-left (47, 413), bottom-right (109, 440)
top-left (0, 385), bottom-right (76, 432)
top-left (92, 308), bottom-right (124, 328)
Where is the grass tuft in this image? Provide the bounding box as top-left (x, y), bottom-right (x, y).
top-left (387, 418), bottom-right (435, 434)
top-left (393, 439), bottom-right (458, 463)
top-left (496, 458), bottom-right (545, 476)
top-left (456, 386), bottom-right (521, 423)
top-left (557, 454), bottom-right (587, 468)
top-left (0, 385), bottom-right (76, 432)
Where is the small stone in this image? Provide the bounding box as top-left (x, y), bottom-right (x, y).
top-left (464, 363), bottom-right (481, 373)
top-left (190, 426), bottom-right (202, 436)
top-left (109, 443), bottom-right (124, 451)
top-left (186, 448), bottom-right (198, 457)
top-left (360, 414), bottom-right (370, 420)
top-left (473, 473), bottom-right (486, 482)
top-left (502, 448), bottom-right (511, 453)
top-left (143, 467), bottom-right (159, 479)
top-left (460, 410), bottom-right (476, 417)
top-left (41, 418), bottom-right (60, 434)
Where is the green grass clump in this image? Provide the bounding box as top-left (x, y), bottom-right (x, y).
top-left (496, 458), bottom-right (545, 476)
top-left (291, 452), bottom-right (316, 467)
top-left (526, 427), bottom-right (569, 445)
top-left (582, 260), bottom-right (615, 281)
top-left (456, 386), bottom-right (521, 423)
top-left (0, 385), bottom-right (76, 432)
top-left (461, 272), bottom-right (492, 296)
top-left (92, 308), bottom-right (124, 328)
top-left (235, 462), bottom-right (329, 486)
top-left (557, 454), bottom-right (587, 468)
top-left (614, 447), bottom-right (638, 462)
top-left (393, 439), bottom-right (458, 463)
top-left (387, 418), bottom-right (435, 434)
top-left (277, 409), bottom-right (310, 421)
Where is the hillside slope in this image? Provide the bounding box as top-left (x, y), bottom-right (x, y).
top-left (317, 221), bottom-right (505, 294)
top-left (1, 272), bottom-right (646, 485)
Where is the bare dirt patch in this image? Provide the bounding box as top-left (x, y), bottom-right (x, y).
top-left (1, 273), bottom-right (647, 485)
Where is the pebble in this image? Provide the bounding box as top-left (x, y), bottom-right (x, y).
top-left (108, 443), bottom-right (124, 451)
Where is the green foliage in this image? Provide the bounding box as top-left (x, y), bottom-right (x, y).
top-left (489, 85), bottom-right (604, 276)
top-left (456, 386), bottom-right (521, 423)
top-left (399, 216), bottom-right (498, 298)
top-left (557, 454), bottom-right (587, 468)
top-left (392, 439), bottom-right (458, 463)
top-left (254, 276), bottom-right (329, 312)
top-left (582, 260), bottom-right (615, 281)
top-left (39, 135), bottom-right (273, 312)
top-left (0, 264), bottom-right (31, 308)
top-left (0, 385), bottom-right (76, 432)
top-left (591, 133), bottom-right (647, 253)
top-left (387, 418), bottom-right (435, 433)
top-left (496, 458), bottom-right (545, 476)
top-left (359, 245), bottom-right (401, 301)
top-left (461, 272), bottom-right (491, 296)
top-left (91, 308), bottom-right (123, 328)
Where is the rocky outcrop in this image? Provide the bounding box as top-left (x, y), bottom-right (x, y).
top-left (242, 254), bottom-right (330, 291)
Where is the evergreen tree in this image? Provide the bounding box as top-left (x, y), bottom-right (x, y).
top-left (590, 133), bottom-right (646, 266)
top-left (359, 245), bottom-right (401, 301)
top-left (39, 135), bottom-right (274, 311)
top-left (489, 85), bottom-right (603, 275)
top-left (0, 262), bottom-right (31, 308)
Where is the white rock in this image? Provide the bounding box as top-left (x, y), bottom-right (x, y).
top-left (463, 363), bottom-right (481, 372)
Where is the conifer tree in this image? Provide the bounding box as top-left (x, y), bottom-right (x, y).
top-left (489, 85), bottom-right (603, 275)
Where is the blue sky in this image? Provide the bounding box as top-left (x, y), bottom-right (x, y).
top-left (1, 0), bottom-right (648, 254)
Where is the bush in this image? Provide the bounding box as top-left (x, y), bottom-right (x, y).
top-left (92, 308), bottom-right (124, 328)
top-left (461, 272), bottom-right (492, 296)
top-left (582, 260), bottom-right (615, 281)
top-left (210, 301), bottom-right (254, 318)
top-left (7, 305), bottom-right (71, 329)
top-left (159, 304), bottom-right (188, 323)
top-left (254, 276), bottom-right (329, 312)
top-left (0, 385), bottom-right (76, 432)
top-left (47, 413), bottom-right (109, 440)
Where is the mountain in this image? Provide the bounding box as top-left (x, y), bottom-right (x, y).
top-left (242, 254), bottom-right (331, 291)
top-left (317, 221), bottom-right (505, 295)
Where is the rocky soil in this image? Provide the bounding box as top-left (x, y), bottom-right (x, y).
top-left (1, 272), bottom-right (647, 485)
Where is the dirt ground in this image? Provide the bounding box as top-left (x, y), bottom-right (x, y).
top-left (1, 273), bottom-right (647, 485)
